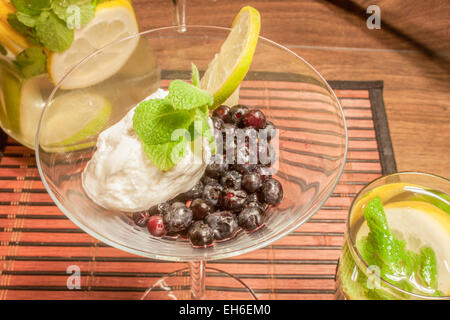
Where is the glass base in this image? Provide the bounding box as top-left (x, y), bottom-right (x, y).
top-left (141, 266), bottom-right (257, 300)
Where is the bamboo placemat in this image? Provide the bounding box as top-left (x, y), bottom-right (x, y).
top-left (0, 79), bottom-right (396, 300)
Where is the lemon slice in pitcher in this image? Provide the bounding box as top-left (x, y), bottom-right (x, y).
top-left (47, 0), bottom-right (139, 89)
top-left (200, 6), bottom-right (261, 109)
top-left (40, 92), bottom-right (111, 152)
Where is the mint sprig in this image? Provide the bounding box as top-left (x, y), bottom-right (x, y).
top-left (52, 0), bottom-right (96, 29)
top-left (167, 80), bottom-right (213, 111)
top-left (191, 63), bottom-right (200, 87)
top-left (357, 196), bottom-right (443, 297)
top-left (133, 98), bottom-right (195, 145)
top-left (35, 11), bottom-right (74, 52)
top-left (13, 47), bottom-right (47, 79)
top-left (133, 79), bottom-right (215, 171)
top-left (7, 0), bottom-right (98, 53)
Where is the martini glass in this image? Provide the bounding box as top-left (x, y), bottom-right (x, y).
top-left (35, 26), bottom-right (347, 299)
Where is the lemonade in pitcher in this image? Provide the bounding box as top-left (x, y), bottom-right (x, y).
top-left (0, 0), bottom-right (159, 148)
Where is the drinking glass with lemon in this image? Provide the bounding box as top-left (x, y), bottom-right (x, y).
top-left (336, 172), bottom-right (450, 300)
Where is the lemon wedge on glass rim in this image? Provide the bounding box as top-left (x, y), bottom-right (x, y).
top-left (200, 6), bottom-right (261, 109)
top-left (47, 0), bottom-right (139, 89)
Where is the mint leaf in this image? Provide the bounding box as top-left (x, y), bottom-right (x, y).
top-left (143, 138), bottom-right (188, 171)
top-left (35, 11), bottom-right (74, 52)
top-left (191, 63), bottom-right (200, 87)
top-left (188, 106), bottom-right (209, 137)
top-left (133, 98), bottom-right (195, 145)
top-left (418, 247), bottom-right (438, 289)
top-left (13, 47), bottom-right (47, 79)
top-left (188, 106), bottom-right (216, 154)
top-left (168, 80), bottom-right (213, 111)
top-left (0, 43), bottom-right (6, 56)
top-left (361, 196), bottom-right (411, 277)
top-left (7, 13), bottom-right (41, 45)
top-left (51, 0), bottom-right (96, 29)
top-left (11, 0), bottom-right (51, 15)
top-left (16, 11), bottom-right (38, 28)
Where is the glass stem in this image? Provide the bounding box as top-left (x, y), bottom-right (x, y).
top-left (189, 260), bottom-right (206, 299)
top-left (172, 0), bottom-right (187, 33)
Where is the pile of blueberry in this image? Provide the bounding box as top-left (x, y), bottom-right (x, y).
top-left (132, 104), bottom-right (283, 248)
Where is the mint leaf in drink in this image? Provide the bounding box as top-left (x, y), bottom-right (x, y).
top-left (168, 80), bottom-right (213, 111)
top-left (191, 63), bottom-right (200, 87)
top-left (35, 11), bottom-right (74, 52)
top-left (51, 0), bottom-right (96, 29)
top-left (16, 11), bottom-right (39, 28)
top-left (133, 98), bottom-right (195, 145)
top-left (13, 47), bottom-right (47, 79)
top-left (11, 0), bottom-right (51, 15)
top-left (143, 138), bottom-right (188, 171)
top-left (0, 43), bottom-right (6, 56)
top-left (7, 13), bottom-right (41, 45)
top-left (418, 247), bottom-right (438, 289)
top-left (360, 196), bottom-right (412, 278)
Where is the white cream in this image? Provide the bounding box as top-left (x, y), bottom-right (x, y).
top-left (82, 89), bottom-right (211, 212)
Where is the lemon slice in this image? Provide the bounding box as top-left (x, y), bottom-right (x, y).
top-left (47, 0), bottom-right (139, 90)
top-left (200, 6), bottom-right (260, 109)
top-left (40, 92), bottom-right (111, 151)
top-left (357, 201), bottom-right (450, 294)
top-left (0, 68), bottom-right (21, 133)
top-left (19, 74), bottom-right (54, 148)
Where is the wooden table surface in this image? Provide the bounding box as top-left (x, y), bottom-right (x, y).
top-left (132, 0), bottom-right (450, 178)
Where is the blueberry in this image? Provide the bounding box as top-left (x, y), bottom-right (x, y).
top-left (221, 170), bottom-right (242, 189)
top-left (206, 211), bottom-right (238, 240)
top-left (233, 141), bottom-right (258, 173)
top-left (221, 188), bottom-right (247, 212)
top-left (255, 165), bottom-right (272, 182)
top-left (226, 104), bottom-right (249, 126)
top-left (233, 163), bottom-right (257, 174)
top-left (188, 221), bottom-right (214, 247)
top-left (259, 178), bottom-right (283, 205)
top-left (246, 193), bottom-right (259, 203)
top-left (212, 105), bottom-right (230, 122)
top-left (242, 109), bottom-right (266, 129)
top-left (205, 162), bottom-right (227, 179)
top-left (184, 181), bottom-right (204, 199)
top-left (148, 202), bottom-right (170, 217)
top-left (201, 175), bottom-right (219, 186)
top-left (261, 120), bottom-right (277, 141)
top-left (242, 172), bottom-right (262, 193)
top-left (222, 122), bottom-right (237, 137)
top-left (246, 201), bottom-right (265, 214)
top-left (132, 211), bottom-right (150, 227)
top-left (163, 202), bottom-right (193, 232)
top-left (147, 215), bottom-right (167, 237)
top-left (238, 207), bottom-right (263, 231)
top-left (202, 182), bottom-right (224, 206)
top-left (258, 142), bottom-right (276, 167)
top-left (190, 198), bottom-right (212, 220)
top-left (211, 116), bottom-right (225, 131)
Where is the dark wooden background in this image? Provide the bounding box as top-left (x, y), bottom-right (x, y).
top-left (131, 0), bottom-right (450, 178)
